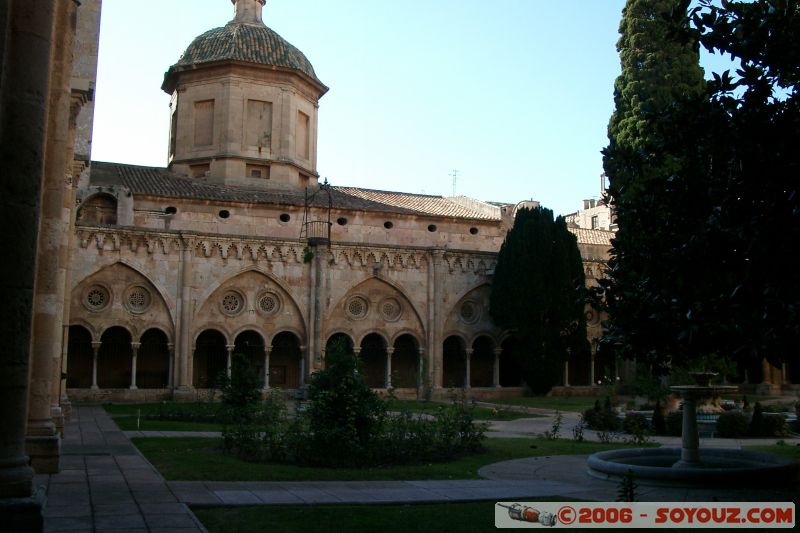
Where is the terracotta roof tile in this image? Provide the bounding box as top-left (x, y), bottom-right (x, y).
top-left (89, 162), bottom-right (499, 221)
top-left (569, 227), bottom-right (614, 246)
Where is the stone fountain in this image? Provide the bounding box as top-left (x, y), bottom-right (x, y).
top-left (587, 372), bottom-right (799, 487)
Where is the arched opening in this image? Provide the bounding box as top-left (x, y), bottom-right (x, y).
top-left (194, 329), bottom-right (227, 388)
top-left (470, 336), bottom-right (494, 387)
top-left (138, 329), bottom-right (170, 388)
top-left (392, 334), bottom-right (419, 388)
top-left (499, 337), bottom-right (523, 387)
top-left (66, 325), bottom-right (93, 388)
top-left (97, 327), bottom-right (132, 388)
top-left (78, 193), bottom-right (117, 225)
top-left (443, 336), bottom-right (466, 388)
top-left (270, 332), bottom-right (302, 389)
top-left (325, 332), bottom-right (354, 355)
top-left (360, 333), bottom-right (387, 388)
top-left (234, 330), bottom-right (265, 384)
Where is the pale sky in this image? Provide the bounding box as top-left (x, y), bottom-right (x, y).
top-left (91, 0), bottom-right (725, 216)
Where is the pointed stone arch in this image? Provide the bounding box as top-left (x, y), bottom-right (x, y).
top-left (326, 277), bottom-right (425, 353)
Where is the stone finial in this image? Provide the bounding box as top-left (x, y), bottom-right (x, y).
top-left (231, 0), bottom-right (266, 25)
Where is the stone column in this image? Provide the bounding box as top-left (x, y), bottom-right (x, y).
top-left (492, 348), bottom-right (502, 388)
top-left (174, 235), bottom-right (194, 399)
top-left (385, 347), bottom-right (394, 389)
top-left (90, 342), bottom-right (101, 390)
top-left (129, 343), bottom-right (140, 390)
top-left (417, 349), bottom-right (424, 394)
top-left (263, 347), bottom-right (271, 391)
top-left (782, 362), bottom-right (789, 385)
top-left (465, 348), bottom-right (473, 389)
top-left (0, 1), bottom-right (57, 525)
top-left (26, 0), bottom-right (77, 475)
top-left (590, 348), bottom-right (596, 386)
top-left (167, 343), bottom-right (175, 389)
top-left (564, 361), bottom-right (570, 387)
top-left (299, 345), bottom-right (307, 387)
top-left (225, 345), bottom-right (235, 378)
top-left (676, 394), bottom-right (700, 467)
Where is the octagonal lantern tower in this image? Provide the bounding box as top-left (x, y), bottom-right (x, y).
top-left (162, 0), bottom-right (328, 191)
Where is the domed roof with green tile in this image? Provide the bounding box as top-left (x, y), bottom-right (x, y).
top-left (162, 0), bottom-right (326, 93)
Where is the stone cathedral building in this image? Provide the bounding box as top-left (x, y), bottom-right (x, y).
top-left (65, 0), bottom-right (614, 407)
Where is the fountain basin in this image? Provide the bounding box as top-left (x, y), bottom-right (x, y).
top-left (587, 447), bottom-right (799, 487)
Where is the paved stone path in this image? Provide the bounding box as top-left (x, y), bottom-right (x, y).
top-left (40, 405), bottom-right (206, 532)
top-left (43, 404), bottom-right (800, 532)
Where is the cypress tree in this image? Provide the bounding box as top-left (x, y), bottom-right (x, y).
top-left (490, 207), bottom-right (588, 394)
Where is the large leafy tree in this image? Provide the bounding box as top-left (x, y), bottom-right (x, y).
top-left (601, 0), bottom-right (800, 375)
top-left (490, 207), bottom-right (588, 393)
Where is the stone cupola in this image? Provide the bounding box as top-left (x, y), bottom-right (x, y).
top-left (162, 0), bottom-right (328, 191)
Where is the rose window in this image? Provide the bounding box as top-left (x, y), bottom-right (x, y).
top-left (125, 286), bottom-right (151, 313)
top-left (380, 298), bottom-right (401, 321)
top-left (221, 291), bottom-right (244, 316)
top-left (460, 301), bottom-right (479, 324)
top-left (258, 293), bottom-right (279, 316)
top-left (346, 296), bottom-right (368, 320)
top-left (85, 286), bottom-right (109, 311)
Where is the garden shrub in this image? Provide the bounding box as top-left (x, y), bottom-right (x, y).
top-left (582, 396), bottom-right (620, 431)
top-left (715, 410), bottom-right (749, 438)
top-left (218, 353), bottom-right (264, 458)
top-left (622, 413), bottom-right (652, 445)
top-left (665, 411), bottom-right (683, 436)
top-left (304, 339), bottom-right (386, 466)
top-left (748, 404), bottom-right (788, 437)
top-left (651, 399), bottom-right (666, 435)
top-left (749, 402), bottom-right (765, 437)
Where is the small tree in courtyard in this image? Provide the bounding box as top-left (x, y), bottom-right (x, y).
top-left (489, 207), bottom-right (588, 394)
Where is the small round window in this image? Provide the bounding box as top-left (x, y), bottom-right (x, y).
top-left (384, 221), bottom-right (393, 229)
top-left (459, 301), bottom-right (480, 324)
top-left (337, 217), bottom-right (348, 226)
top-left (218, 210), bottom-right (230, 219)
top-left (346, 296), bottom-right (369, 320)
top-left (279, 213), bottom-right (291, 223)
top-left (220, 291), bottom-right (245, 316)
top-left (124, 286), bottom-right (151, 314)
top-left (469, 227), bottom-right (478, 235)
top-left (379, 298), bottom-right (401, 322)
top-left (257, 292), bottom-right (281, 316)
top-left (164, 206), bottom-right (177, 215)
top-left (85, 285), bottom-right (110, 312)
top-left (427, 224), bottom-right (437, 232)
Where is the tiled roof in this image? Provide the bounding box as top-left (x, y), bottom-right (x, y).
top-left (164, 22), bottom-right (325, 89)
top-left (569, 227), bottom-right (614, 246)
top-left (335, 187), bottom-right (499, 221)
top-left (89, 162), bottom-right (500, 221)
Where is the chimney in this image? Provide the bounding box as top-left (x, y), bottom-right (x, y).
top-left (231, 0), bottom-right (265, 25)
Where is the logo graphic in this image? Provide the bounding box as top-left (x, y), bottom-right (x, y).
top-left (496, 503), bottom-right (557, 527)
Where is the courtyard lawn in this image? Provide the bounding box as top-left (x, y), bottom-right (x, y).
top-left (112, 417), bottom-right (224, 432)
top-left (132, 436), bottom-right (655, 482)
top-left (386, 399), bottom-right (541, 421)
top-left (192, 499), bottom-right (584, 533)
top-left (485, 395), bottom-right (609, 413)
top-left (745, 444), bottom-right (800, 461)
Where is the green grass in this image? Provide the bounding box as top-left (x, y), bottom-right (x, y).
top-left (133, 436), bottom-right (655, 482)
top-left (745, 443), bottom-right (800, 461)
top-left (485, 395), bottom-right (607, 413)
top-left (112, 417), bottom-right (224, 432)
top-left (193, 500), bottom-right (583, 533)
top-left (386, 400), bottom-right (541, 421)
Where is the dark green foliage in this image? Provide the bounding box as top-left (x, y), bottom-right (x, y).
top-left (749, 402), bottom-right (765, 436)
top-left (608, 0), bottom-right (706, 152)
top-left (583, 397), bottom-right (621, 431)
top-left (600, 0), bottom-right (800, 373)
top-left (617, 469), bottom-right (638, 502)
top-left (716, 410), bottom-right (749, 438)
top-left (489, 207), bottom-right (588, 394)
top-left (622, 413), bottom-right (652, 444)
top-left (651, 399), bottom-right (666, 435)
top-left (218, 353), bottom-right (264, 457)
top-left (742, 395), bottom-right (750, 411)
top-left (305, 339), bottom-right (387, 466)
top-left (665, 411), bottom-right (683, 436)
top-left (152, 401), bottom-right (221, 422)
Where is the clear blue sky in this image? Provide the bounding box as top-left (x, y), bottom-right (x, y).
top-left (91, 0), bottom-right (721, 216)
